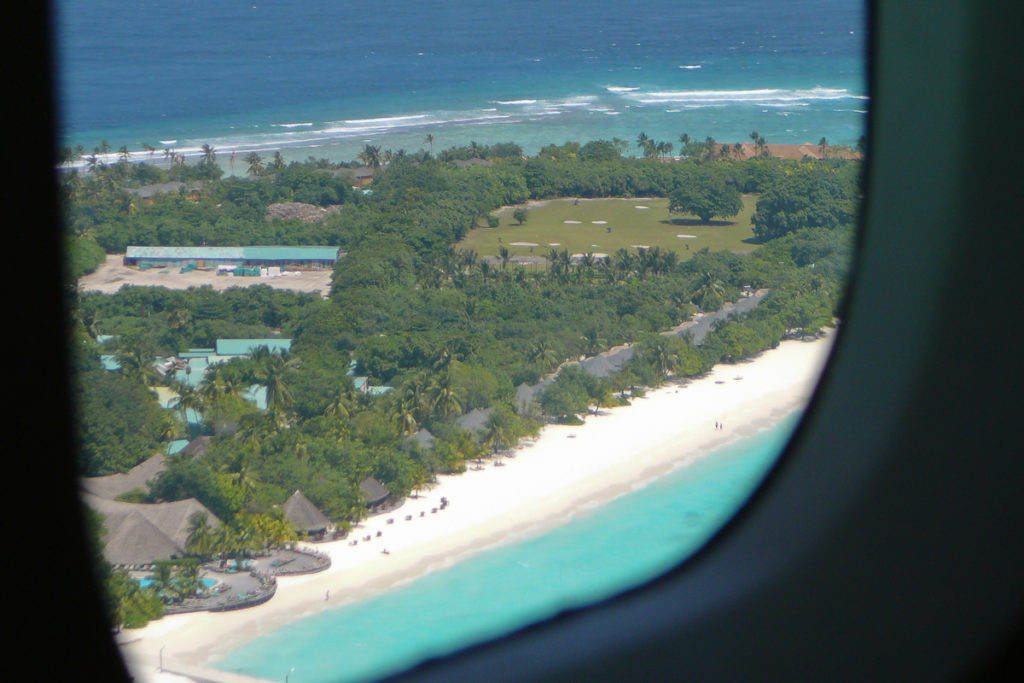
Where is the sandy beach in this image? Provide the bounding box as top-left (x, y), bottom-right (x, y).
top-left (118, 331), bottom-right (835, 682)
top-left (78, 254), bottom-right (334, 298)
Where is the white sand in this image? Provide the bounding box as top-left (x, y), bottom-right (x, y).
top-left (563, 220), bottom-right (582, 224)
top-left (509, 242), bottom-right (538, 247)
top-left (677, 234), bottom-right (698, 239)
top-left (119, 333), bottom-right (835, 682)
top-left (79, 254), bottom-right (334, 298)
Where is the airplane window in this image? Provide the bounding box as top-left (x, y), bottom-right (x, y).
top-left (54, 1), bottom-right (866, 680)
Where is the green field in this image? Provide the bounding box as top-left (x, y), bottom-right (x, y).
top-left (458, 195), bottom-right (760, 260)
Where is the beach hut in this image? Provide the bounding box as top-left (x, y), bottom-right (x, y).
top-left (360, 477), bottom-right (390, 510)
top-left (409, 428), bottom-right (436, 451)
top-left (282, 490), bottom-right (331, 540)
top-left (81, 493), bottom-right (221, 567)
top-left (455, 407), bottom-right (492, 438)
top-left (80, 453), bottom-right (168, 500)
top-left (579, 346), bottom-right (635, 379)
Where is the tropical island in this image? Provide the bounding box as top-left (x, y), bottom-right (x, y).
top-left (65, 133), bottom-right (858, 664)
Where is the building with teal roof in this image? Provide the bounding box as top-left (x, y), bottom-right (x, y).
top-left (216, 338), bottom-right (292, 356)
top-left (123, 246), bottom-right (340, 269)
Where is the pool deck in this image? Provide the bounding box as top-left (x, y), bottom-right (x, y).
top-left (131, 548), bottom-right (329, 615)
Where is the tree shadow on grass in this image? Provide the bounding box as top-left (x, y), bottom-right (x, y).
top-left (660, 218), bottom-right (736, 227)
top-left (741, 235), bottom-right (768, 245)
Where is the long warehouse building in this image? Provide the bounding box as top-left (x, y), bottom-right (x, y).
top-left (124, 245), bottom-right (341, 269)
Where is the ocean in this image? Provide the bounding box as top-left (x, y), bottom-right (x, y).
top-left (53, 0), bottom-right (867, 169)
top-left (212, 412), bottom-right (803, 682)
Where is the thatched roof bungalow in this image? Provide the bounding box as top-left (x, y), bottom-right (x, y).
top-left (82, 493), bottom-right (220, 567)
top-left (410, 428), bottom-right (435, 450)
top-left (455, 407), bottom-right (492, 437)
top-left (360, 477), bottom-right (390, 507)
top-left (282, 490), bottom-right (331, 537)
top-left (80, 453), bottom-right (167, 500)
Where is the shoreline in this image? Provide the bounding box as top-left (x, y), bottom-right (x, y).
top-left (118, 332), bottom-right (835, 682)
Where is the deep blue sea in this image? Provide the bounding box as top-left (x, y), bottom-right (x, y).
top-left (213, 413), bottom-right (802, 682)
top-left (54, 0), bottom-right (867, 169)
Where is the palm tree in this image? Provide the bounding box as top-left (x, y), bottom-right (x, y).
top-left (646, 339), bottom-right (681, 378)
top-left (482, 410), bottom-right (512, 456)
top-left (223, 450), bottom-right (263, 503)
top-left (393, 397), bottom-right (419, 437)
top-left (423, 134), bottom-right (434, 155)
top-left (430, 371), bottom-right (464, 419)
top-left (169, 380), bottom-right (204, 435)
top-left (498, 245), bottom-right (511, 270)
top-left (590, 381), bottom-right (614, 414)
top-left (174, 560), bottom-right (201, 598)
top-left (358, 144), bottom-right (383, 168)
top-left (580, 328), bottom-right (608, 356)
top-left (529, 339), bottom-right (560, 374)
top-left (457, 248), bottom-right (478, 274)
top-left (692, 271), bottom-right (726, 309)
top-left (185, 511), bottom-right (215, 559)
top-left (637, 132), bottom-right (650, 156)
top-left (324, 386), bottom-right (356, 420)
top-left (200, 144), bottom-right (217, 165)
top-left (245, 152), bottom-right (264, 176)
top-left (255, 353), bottom-right (295, 424)
top-left (115, 342), bottom-right (157, 387)
top-left (201, 364), bottom-right (245, 406)
top-left (118, 145), bottom-right (131, 163)
top-left (272, 151), bottom-right (285, 171)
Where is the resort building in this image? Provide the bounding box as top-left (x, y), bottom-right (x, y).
top-left (347, 359), bottom-right (393, 395)
top-left (172, 338), bottom-right (292, 388)
top-left (360, 477), bottom-right (391, 510)
top-left (126, 181), bottom-right (202, 205)
top-left (123, 246), bottom-right (341, 270)
top-left (82, 491), bottom-right (221, 567)
top-left (282, 490), bottom-right (331, 540)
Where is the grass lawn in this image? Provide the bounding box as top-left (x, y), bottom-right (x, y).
top-left (458, 195), bottom-right (760, 261)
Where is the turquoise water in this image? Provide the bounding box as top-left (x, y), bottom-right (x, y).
top-left (214, 412), bottom-right (801, 682)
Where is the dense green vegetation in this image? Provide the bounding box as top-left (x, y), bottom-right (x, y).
top-left (69, 141), bottom-right (858, 572)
